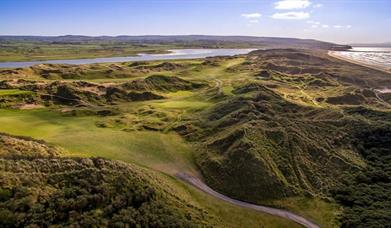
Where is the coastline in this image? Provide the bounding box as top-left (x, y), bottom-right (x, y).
top-left (0, 48), bottom-right (255, 69)
top-left (328, 51), bottom-right (391, 74)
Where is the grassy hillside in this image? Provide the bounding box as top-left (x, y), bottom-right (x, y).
top-left (0, 48), bottom-right (390, 227)
top-left (0, 60), bottom-right (205, 80)
top-left (0, 134), bottom-right (209, 227)
top-left (331, 126), bottom-right (391, 227)
top-left (186, 84), bottom-right (364, 200)
top-left (0, 133), bottom-right (300, 227)
top-left (179, 49), bottom-right (390, 227)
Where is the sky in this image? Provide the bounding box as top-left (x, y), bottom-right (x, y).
top-left (0, 0), bottom-right (390, 44)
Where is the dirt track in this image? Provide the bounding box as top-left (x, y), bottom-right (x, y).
top-left (176, 172), bottom-right (320, 228)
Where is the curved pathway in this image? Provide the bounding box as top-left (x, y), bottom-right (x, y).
top-left (176, 172), bottom-right (320, 228)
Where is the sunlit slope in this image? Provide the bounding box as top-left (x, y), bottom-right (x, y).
top-left (0, 132), bottom-right (300, 227)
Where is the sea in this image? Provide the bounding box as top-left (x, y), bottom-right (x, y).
top-left (335, 46), bottom-right (391, 70)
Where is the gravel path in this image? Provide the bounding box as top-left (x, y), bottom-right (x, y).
top-left (176, 172), bottom-right (320, 228)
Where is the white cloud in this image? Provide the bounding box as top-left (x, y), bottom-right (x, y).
top-left (242, 13), bottom-right (261, 24)
top-left (272, 11), bottom-right (310, 20)
top-left (308, 22), bottom-right (350, 29)
top-left (307, 21), bottom-right (331, 29)
top-left (241, 13), bottom-right (262, 18)
top-left (332, 25), bottom-right (351, 29)
top-left (307, 20), bottom-right (320, 25)
top-left (313, 3), bottom-right (323, 8)
top-left (275, 0), bottom-right (311, 10)
top-left (241, 13), bottom-right (262, 27)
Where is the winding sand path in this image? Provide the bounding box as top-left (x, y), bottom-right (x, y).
top-left (176, 172), bottom-right (320, 228)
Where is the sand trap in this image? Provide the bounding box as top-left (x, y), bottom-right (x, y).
top-left (17, 104), bottom-right (45, 110)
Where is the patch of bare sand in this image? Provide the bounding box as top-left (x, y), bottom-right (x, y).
top-left (17, 104), bottom-right (45, 110)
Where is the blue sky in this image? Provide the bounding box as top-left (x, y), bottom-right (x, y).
top-left (0, 0), bottom-right (390, 44)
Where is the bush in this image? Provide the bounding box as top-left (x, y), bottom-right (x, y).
top-left (332, 127), bottom-right (391, 227)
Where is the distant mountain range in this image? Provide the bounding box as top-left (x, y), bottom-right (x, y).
top-left (0, 35), bottom-right (350, 50)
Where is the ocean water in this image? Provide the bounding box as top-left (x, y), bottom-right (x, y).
top-left (0, 48), bottom-right (256, 68)
top-left (336, 47), bottom-right (391, 69)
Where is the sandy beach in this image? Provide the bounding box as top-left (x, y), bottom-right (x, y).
top-left (328, 51), bottom-right (391, 74)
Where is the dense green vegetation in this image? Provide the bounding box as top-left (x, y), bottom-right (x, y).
top-left (0, 48), bottom-right (390, 227)
top-left (332, 125), bottom-right (391, 227)
top-left (0, 134), bottom-right (209, 227)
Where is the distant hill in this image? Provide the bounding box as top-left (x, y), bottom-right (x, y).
top-left (0, 35), bottom-right (350, 50)
top-left (351, 42), bottom-right (391, 47)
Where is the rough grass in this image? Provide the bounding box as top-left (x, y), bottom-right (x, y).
top-left (173, 178), bottom-right (302, 228)
top-left (268, 197), bottom-right (341, 228)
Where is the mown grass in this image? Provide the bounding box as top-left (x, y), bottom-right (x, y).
top-left (0, 108), bottom-right (197, 175)
top-left (154, 100), bottom-right (211, 110)
top-left (0, 89), bottom-right (33, 96)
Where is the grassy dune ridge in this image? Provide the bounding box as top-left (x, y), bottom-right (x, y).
top-left (0, 122), bottom-right (300, 227)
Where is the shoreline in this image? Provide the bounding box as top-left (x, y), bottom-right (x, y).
top-left (328, 51), bottom-right (391, 74)
top-left (0, 48), bottom-right (255, 69)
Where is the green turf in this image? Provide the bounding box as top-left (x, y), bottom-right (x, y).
top-left (0, 89), bottom-right (33, 96)
top-left (0, 108), bottom-right (196, 175)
